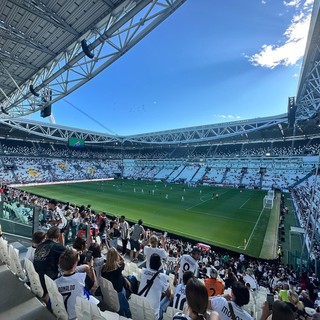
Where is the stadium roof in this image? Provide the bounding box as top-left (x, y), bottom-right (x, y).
top-left (0, 0), bottom-right (186, 117)
top-left (0, 0), bottom-right (320, 146)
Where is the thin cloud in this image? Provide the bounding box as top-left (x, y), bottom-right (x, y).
top-left (248, 0), bottom-right (314, 69)
top-left (283, 0), bottom-right (301, 7)
top-left (213, 114), bottom-right (241, 120)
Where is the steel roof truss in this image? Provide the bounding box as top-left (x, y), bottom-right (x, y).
top-left (1, 0), bottom-right (187, 118)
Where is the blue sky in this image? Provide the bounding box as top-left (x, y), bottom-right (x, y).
top-left (29, 0), bottom-right (314, 136)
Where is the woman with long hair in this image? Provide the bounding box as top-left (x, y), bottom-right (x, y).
top-left (101, 247), bottom-right (131, 317)
top-left (173, 277), bottom-right (209, 320)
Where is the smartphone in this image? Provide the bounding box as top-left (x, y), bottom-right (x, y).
top-left (86, 250), bottom-right (93, 263)
top-left (267, 293), bottom-right (274, 310)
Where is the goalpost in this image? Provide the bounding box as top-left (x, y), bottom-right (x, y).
top-left (263, 190), bottom-right (275, 209)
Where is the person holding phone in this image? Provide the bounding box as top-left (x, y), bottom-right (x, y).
top-left (259, 300), bottom-right (295, 320)
top-left (55, 248), bottom-right (98, 320)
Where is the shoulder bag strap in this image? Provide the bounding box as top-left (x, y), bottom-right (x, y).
top-left (138, 271), bottom-right (160, 297)
top-left (228, 301), bottom-right (236, 320)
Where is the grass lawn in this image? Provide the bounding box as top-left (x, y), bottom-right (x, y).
top-left (19, 180), bottom-right (276, 259)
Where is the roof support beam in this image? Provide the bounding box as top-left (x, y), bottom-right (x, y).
top-left (8, 0), bottom-right (79, 36)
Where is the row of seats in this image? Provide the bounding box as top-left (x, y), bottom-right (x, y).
top-left (0, 237), bottom-right (55, 320)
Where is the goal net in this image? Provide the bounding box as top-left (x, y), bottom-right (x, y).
top-left (263, 195), bottom-right (274, 209)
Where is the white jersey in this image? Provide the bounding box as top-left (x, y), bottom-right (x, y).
top-left (138, 268), bottom-right (169, 318)
top-left (144, 246), bottom-right (167, 269)
top-left (55, 272), bottom-right (88, 320)
top-left (120, 220), bottom-right (130, 239)
top-left (173, 283), bottom-right (187, 311)
top-left (178, 254), bottom-right (199, 283)
top-left (52, 207), bottom-right (67, 229)
top-left (211, 296), bottom-right (253, 320)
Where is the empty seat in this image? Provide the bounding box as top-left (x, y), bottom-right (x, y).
top-left (24, 258), bottom-right (44, 298)
top-left (44, 274), bottom-right (68, 320)
top-left (128, 294), bottom-right (155, 320)
top-left (0, 265), bottom-right (36, 314)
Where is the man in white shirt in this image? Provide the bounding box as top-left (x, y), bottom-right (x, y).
top-left (47, 199), bottom-right (67, 245)
top-left (144, 235), bottom-right (167, 270)
top-left (119, 215), bottom-right (130, 256)
top-left (174, 247), bottom-right (200, 286)
top-left (25, 230), bottom-right (46, 263)
top-left (138, 253), bottom-right (171, 320)
top-left (210, 281), bottom-right (253, 320)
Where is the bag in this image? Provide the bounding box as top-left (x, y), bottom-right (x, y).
top-left (138, 271), bottom-right (160, 297)
top-left (125, 275), bottom-right (139, 298)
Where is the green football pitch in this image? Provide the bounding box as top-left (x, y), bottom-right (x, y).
top-left (19, 180), bottom-right (278, 259)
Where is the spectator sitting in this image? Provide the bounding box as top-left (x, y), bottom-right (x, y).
top-left (173, 270), bottom-right (194, 311)
top-left (101, 247), bottom-right (131, 318)
top-left (55, 248), bottom-right (98, 320)
top-left (173, 277), bottom-right (209, 320)
top-left (138, 253), bottom-right (171, 320)
top-left (205, 267), bottom-right (225, 298)
top-left (260, 300), bottom-right (295, 320)
top-left (210, 281), bottom-right (252, 320)
top-left (25, 230), bottom-right (46, 263)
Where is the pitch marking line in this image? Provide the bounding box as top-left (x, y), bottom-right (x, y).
top-left (185, 209), bottom-right (256, 223)
top-left (187, 189), bottom-right (232, 211)
top-left (245, 207), bottom-right (265, 250)
top-left (174, 229), bottom-right (242, 250)
top-left (240, 198), bottom-right (251, 209)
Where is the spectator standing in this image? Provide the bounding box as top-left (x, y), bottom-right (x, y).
top-left (107, 220), bottom-right (120, 249)
top-left (144, 235), bottom-right (167, 271)
top-left (25, 230), bottom-right (46, 263)
top-left (174, 247), bottom-right (201, 286)
top-left (129, 219), bottom-right (145, 262)
top-left (33, 226), bottom-right (65, 298)
top-left (47, 199), bottom-right (67, 245)
top-left (119, 215), bottom-right (130, 256)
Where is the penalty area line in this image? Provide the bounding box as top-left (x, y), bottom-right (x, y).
top-left (245, 207), bottom-right (265, 250)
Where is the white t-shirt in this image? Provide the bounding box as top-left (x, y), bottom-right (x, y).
top-left (243, 274), bottom-right (258, 290)
top-left (178, 254), bottom-right (199, 283)
top-left (173, 283), bottom-right (187, 311)
top-left (120, 220), bottom-right (130, 239)
top-left (25, 246), bottom-right (36, 263)
top-left (138, 268), bottom-right (169, 318)
top-left (211, 296), bottom-right (253, 320)
top-left (144, 246), bottom-right (167, 269)
top-left (52, 207), bottom-right (67, 229)
top-left (55, 272), bottom-right (88, 320)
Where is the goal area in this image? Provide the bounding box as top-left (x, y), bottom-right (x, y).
top-left (263, 190), bottom-right (275, 209)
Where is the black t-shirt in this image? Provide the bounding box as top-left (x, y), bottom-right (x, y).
top-left (101, 262), bottom-right (125, 292)
top-left (33, 239), bottom-right (65, 292)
